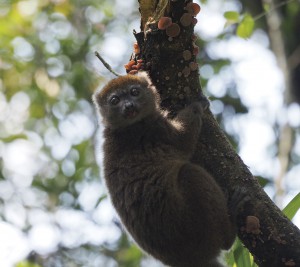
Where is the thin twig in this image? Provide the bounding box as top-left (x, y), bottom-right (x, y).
top-left (254, 0), bottom-right (296, 21)
top-left (94, 51), bottom-right (121, 77)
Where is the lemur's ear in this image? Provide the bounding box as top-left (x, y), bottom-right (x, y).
top-left (136, 71), bottom-right (152, 85)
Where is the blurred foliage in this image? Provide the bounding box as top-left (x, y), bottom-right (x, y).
top-left (0, 0), bottom-right (299, 267)
top-left (16, 261), bottom-right (41, 267)
top-left (224, 11), bottom-right (254, 38)
top-left (0, 0), bottom-right (145, 266)
top-left (233, 240), bottom-right (257, 267)
top-left (283, 193), bottom-right (300, 220)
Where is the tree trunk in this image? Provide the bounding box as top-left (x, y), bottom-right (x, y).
top-left (132, 0), bottom-right (300, 266)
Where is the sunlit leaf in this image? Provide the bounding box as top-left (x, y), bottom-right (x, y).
top-left (237, 14), bottom-right (254, 38)
top-left (224, 11), bottom-right (240, 23)
top-left (1, 134), bottom-right (27, 142)
top-left (16, 261), bottom-right (41, 267)
top-left (225, 239), bottom-right (237, 266)
top-left (234, 245), bottom-right (252, 266)
top-left (229, 239), bottom-right (258, 267)
top-left (283, 193), bottom-right (300, 220)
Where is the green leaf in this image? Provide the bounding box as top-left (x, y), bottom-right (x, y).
top-left (237, 14), bottom-right (254, 38)
top-left (234, 245), bottom-right (252, 267)
top-left (231, 239), bottom-right (258, 267)
top-left (283, 193), bottom-right (300, 220)
top-left (225, 241), bottom-right (236, 266)
top-left (226, 239), bottom-right (258, 267)
top-left (1, 134), bottom-right (27, 142)
top-left (224, 11), bottom-right (240, 23)
top-left (16, 261), bottom-right (41, 267)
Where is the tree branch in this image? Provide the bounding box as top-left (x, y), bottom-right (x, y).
top-left (135, 0), bottom-right (300, 266)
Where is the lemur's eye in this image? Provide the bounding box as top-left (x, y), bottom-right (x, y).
top-left (130, 88), bottom-right (140, 96)
top-left (109, 96), bottom-right (120, 105)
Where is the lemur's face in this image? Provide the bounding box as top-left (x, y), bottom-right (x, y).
top-left (93, 74), bottom-right (159, 129)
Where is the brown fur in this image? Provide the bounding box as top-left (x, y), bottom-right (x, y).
top-left (93, 72), bottom-right (236, 267)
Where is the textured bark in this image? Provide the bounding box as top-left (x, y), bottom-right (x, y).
top-left (134, 0), bottom-right (300, 266)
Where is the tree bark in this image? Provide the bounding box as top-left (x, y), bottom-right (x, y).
top-left (133, 0), bottom-right (300, 266)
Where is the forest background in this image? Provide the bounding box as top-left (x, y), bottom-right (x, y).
top-left (0, 0), bottom-right (300, 266)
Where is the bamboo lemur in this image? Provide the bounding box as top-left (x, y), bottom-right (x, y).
top-left (93, 72), bottom-right (240, 267)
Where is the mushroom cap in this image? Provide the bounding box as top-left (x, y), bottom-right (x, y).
top-left (166, 23), bottom-right (181, 37)
top-left (180, 13), bottom-right (193, 27)
top-left (186, 3), bottom-right (201, 16)
top-left (158, 17), bottom-right (172, 30)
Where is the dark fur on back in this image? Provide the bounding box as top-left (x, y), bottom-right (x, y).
top-left (93, 72), bottom-right (236, 267)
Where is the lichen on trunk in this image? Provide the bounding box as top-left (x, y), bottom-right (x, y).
top-left (134, 0), bottom-right (202, 116)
